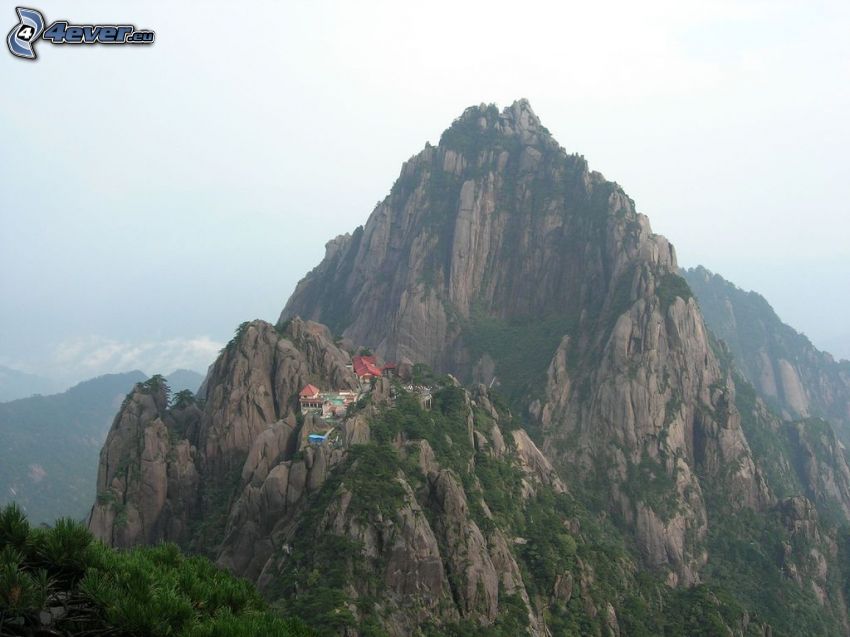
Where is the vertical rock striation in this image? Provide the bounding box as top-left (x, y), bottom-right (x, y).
top-left (281, 99), bottom-right (772, 585)
top-left (88, 100), bottom-right (850, 635)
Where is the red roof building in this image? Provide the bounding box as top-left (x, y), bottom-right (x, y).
top-left (299, 384), bottom-right (323, 409)
top-left (352, 355), bottom-right (382, 380)
top-left (300, 384), bottom-right (320, 399)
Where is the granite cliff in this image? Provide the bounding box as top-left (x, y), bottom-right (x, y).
top-left (282, 100), bottom-right (774, 587)
top-left (90, 318), bottom-right (688, 635)
top-left (89, 101), bottom-right (850, 635)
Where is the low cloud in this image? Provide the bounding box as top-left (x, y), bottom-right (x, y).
top-left (46, 334), bottom-right (223, 384)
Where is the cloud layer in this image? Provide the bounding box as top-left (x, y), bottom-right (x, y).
top-left (37, 335), bottom-right (222, 386)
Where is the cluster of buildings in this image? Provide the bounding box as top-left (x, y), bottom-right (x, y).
top-left (298, 355), bottom-right (397, 420)
top-left (298, 354), bottom-right (432, 445)
top-left (298, 384), bottom-right (357, 419)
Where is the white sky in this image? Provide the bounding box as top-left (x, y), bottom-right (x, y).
top-left (1, 0), bottom-right (849, 386)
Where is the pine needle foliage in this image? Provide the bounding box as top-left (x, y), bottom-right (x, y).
top-left (0, 504), bottom-right (312, 636)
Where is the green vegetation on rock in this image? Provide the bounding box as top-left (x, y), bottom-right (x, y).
top-left (265, 383), bottom-right (781, 636)
top-left (656, 273), bottom-right (693, 309)
top-left (463, 303), bottom-right (578, 415)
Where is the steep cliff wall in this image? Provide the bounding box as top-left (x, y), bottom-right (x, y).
top-left (283, 101), bottom-right (673, 378)
top-left (89, 318), bottom-right (358, 550)
top-left (96, 332), bottom-right (722, 636)
top-left (281, 100), bottom-right (775, 587)
top-left (88, 101), bottom-right (850, 636)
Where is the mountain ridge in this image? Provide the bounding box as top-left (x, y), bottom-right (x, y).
top-left (0, 364), bottom-right (62, 402)
top-left (0, 370), bottom-right (147, 524)
top-left (280, 99), bottom-right (771, 587)
top-left (86, 100), bottom-right (850, 635)
top-left (683, 265), bottom-right (850, 442)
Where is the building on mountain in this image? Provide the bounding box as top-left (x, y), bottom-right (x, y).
top-left (336, 390), bottom-right (357, 402)
top-left (299, 384), bottom-right (322, 410)
top-left (299, 385), bottom-right (358, 418)
top-left (322, 396), bottom-right (348, 418)
top-left (382, 362), bottom-right (397, 378)
top-left (308, 426), bottom-right (341, 447)
top-left (352, 355), bottom-right (382, 382)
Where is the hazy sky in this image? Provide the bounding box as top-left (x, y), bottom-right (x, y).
top-left (1, 0), bottom-right (849, 387)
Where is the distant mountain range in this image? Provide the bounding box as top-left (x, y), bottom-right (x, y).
top-left (0, 364), bottom-right (206, 403)
top-left (683, 266), bottom-right (850, 443)
top-left (0, 365), bottom-right (63, 402)
top-left (163, 368), bottom-right (206, 395)
top-left (0, 368), bottom-right (204, 524)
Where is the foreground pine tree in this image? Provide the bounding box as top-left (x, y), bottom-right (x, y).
top-left (0, 503), bottom-right (312, 636)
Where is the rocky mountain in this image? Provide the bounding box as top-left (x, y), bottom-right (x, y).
top-left (683, 266), bottom-right (850, 441)
top-left (282, 100), bottom-right (771, 584)
top-left (284, 99), bottom-right (631, 382)
top-left (0, 371), bottom-right (146, 524)
top-left (87, 318), bottom-right (785, 635)
top-left (89, 101), bottom-right (850, 635)
top-left (89, 319), bottom-right (357, 548)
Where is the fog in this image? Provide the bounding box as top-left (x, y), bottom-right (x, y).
top-left (1, 0), bottom-right (849, 388)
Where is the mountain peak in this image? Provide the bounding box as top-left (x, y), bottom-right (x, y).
top-left (503, 97), bottom-right (539, 127)
top-left (439, 99), bottom-right (553, 151)
top-left (85, 100), bottom-right (850, 635)
top-left (462, 98), bottom-right (538, 124)
top-left (283, 99), bottom-right (674, 354)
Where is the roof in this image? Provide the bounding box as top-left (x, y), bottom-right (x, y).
top-left (299, 384), bottom-right (320, 398)
top-left (352, 355), bottom-right (381, 378)
top-left (383, 362), bottom-right (397, 370)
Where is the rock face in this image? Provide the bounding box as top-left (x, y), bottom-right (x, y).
top-left (89, 377), bottom-right (202, 547)
top-left (683, 266), bottom-right (850, 440)
top-left (89, 101), bottom-right (850, 635)
top-left (281, 100), bottom-right (772, 586)
top-left (197, 317), bottom-right (358, 473)
top-left (91, 332), bottom-right (652, 635)
top-left (536, 285), bottom-right (774, 586)
top-left (788, 418), bottom-right (850, 523)
top-left (283, 100), bottom-right (654, 375)
top-left (773, 494), bottom-right (848, 624)
top-left (89, 318), bottom-right (358, 549)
